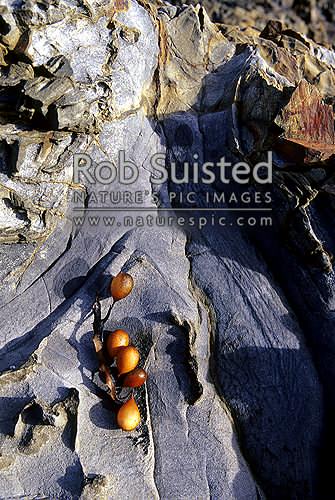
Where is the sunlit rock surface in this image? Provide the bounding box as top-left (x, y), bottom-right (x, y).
top-left (170, 0), bottom-right (335, 49)
top-left (0, 0), bottom-right (334, 498)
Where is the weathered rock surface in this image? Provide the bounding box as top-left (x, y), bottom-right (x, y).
top-left (0, 0), bottom-right (334, 499)
top-left (170, 0), bottom-right (335, 49)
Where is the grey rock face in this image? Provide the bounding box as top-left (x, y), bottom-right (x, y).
top-left (0, 0), bottom-right (334, 499)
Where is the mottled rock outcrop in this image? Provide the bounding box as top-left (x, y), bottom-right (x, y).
top-left (0, 0), bottom-right (334, 499)
top-left (170, 0), bottom-right (335, 49)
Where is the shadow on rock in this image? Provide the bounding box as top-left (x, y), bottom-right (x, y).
top-left (57, 462), bottom-right (84, 498)
top-left (216, 345), bottom-right (323, 500)
top-left (89, 400), bottom-right (118, 431)
top-left (0, 395), bottom-right (32, 436)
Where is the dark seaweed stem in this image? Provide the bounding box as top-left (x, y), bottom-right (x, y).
top-left (92, 294), bottom-right (103, 337)
top-left (93, 294), bottom-right (114, 341)
top-left (92, 295), bottom-right (117, 401)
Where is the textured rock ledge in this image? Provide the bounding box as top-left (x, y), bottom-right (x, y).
top-left (0, 0), bottom-right (334, 498)
top-left (170, 0), bottom-right (335, 49)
